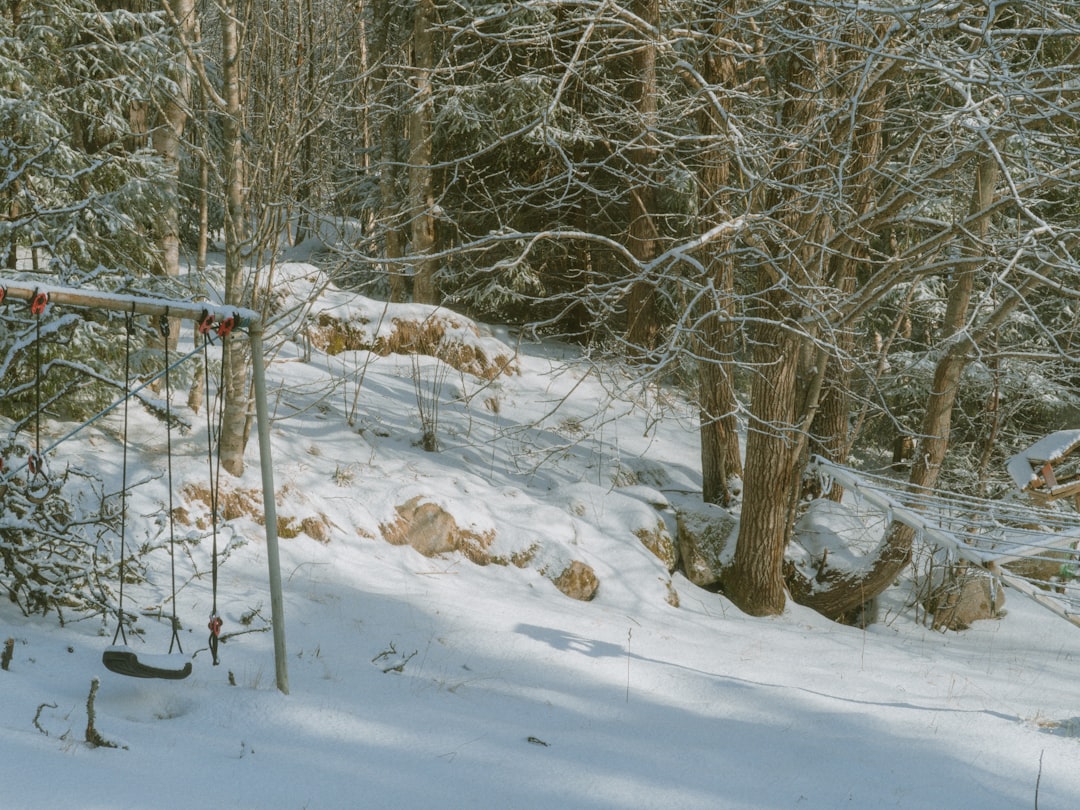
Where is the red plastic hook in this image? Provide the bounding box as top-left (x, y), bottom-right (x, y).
top-left (30, 291), bottom-right (48, 315)
top-left (198, 310), bottom-right (216, 336)
top-left (216, 315), bottom-right (236, 338)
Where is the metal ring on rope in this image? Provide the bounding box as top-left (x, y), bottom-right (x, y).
top-left (24, 452), bottom-right (53, 505)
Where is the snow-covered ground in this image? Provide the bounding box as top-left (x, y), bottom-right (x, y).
top-left (2, 263), bottom-right (1079, 809)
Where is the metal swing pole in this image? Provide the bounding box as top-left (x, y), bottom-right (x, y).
top-left (0, 278), bottom-right (290, 693)
top-left (248, 321), bottom-right (289, 694)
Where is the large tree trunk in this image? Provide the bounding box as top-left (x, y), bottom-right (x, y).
top-left (724, 2), bottom-right (826, 616)
top-left (726, 310), bottom-right (802, 615)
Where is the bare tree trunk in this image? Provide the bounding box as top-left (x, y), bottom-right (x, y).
top-left (794, 154), bottom-right (1005, 619)
top-left (725, 2), bottom-right (826, 616)
top-left (697, 256), bottom-right (743, 506)
top-left (408, 0), bottom-right (438, 304)
top-left (197, 123), bottom-right (209, 274)
top-left (694, 6), bottom-right (744, 505)
top-left (807, 26), bottom-right (886, 500)
top-left (372, 0), bottom-right (406, 302)
top-left (293, 0), bottom-right (317, 245)
top-left (153, 0), bottom-right (194, 280)
top-left (623, 0), bottom-right (659, 356)
top-left (219, 0), bottom-right (251, 477)
top-left (726, 310), bottom-right (802, 615)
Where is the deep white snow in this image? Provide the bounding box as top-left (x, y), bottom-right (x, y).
top-left (2, 262), bottom-right (1079, 810)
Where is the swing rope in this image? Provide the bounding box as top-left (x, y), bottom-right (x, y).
top-left (200, 315), bottom-right (227, 665)
top-left (110, 307), bottom-right (136, 647)
top-left (102, 310), bottom-right (191, 680)
top-left (27, 291), bottom-right (51, 502)
top-left (160, 312), bottom-right (184, 656)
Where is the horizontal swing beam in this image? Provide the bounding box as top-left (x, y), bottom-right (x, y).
top-left (0, 279), bottom-right (259, 326)
top-left (0, 276), bottom-right (289, 694)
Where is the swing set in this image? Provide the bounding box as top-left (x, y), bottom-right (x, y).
top-left (0, 279), bottom-right (289, 693)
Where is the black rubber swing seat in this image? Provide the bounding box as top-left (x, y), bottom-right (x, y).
top-left (102, 647), bottom-right (192, 680)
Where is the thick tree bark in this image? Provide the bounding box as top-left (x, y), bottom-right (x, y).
top-left (724, 2), bottom-right (825, 616)
top-left (726, 311), bottom-right (802, 615)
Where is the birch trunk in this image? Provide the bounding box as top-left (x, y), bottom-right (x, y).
top-left (219, 0), bottom-right (251, 477)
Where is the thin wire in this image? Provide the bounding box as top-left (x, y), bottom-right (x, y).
top-left (812, 458), bottom-right (1080, 616)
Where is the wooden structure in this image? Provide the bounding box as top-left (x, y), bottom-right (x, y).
top-left (1006, 430), bottom-right (1080, 509)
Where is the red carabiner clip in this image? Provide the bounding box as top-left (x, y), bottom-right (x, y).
top-left (30, 291), bottom-right (48, 315)
top-left (198, 310), bottom-right (215, 336)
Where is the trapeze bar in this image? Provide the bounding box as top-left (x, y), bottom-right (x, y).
top-left (0, 277), bottom-right (260, 329)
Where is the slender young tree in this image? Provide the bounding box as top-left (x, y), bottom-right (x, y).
top-left (408, 0), bottom-right (438, 304)
top-left (218, 0), bottom-right (250, 475)
top-left (623, 0), bottom-right (661, 355)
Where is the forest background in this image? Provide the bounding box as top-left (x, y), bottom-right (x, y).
top-left (2, 0), bottom-right (1080, 625)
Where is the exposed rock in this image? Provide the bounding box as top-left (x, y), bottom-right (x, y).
top-left (381, 496), bottom-right (495, 565)
top-left (674, 500), bottom-right (737, 589)
top-left (551, 560), bottom-right (599, 601)
top-left (308, 308), bottom-right (518, 379)
top-left (925, 567), bottom-right (1006, 631)
top-left (635, 518), bottom-right (678, 573)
